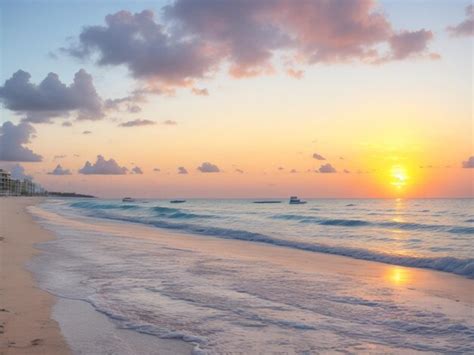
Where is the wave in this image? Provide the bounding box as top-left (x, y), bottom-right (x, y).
top-left (447, 226), bottom-right (474, 234)
top-left (152, 206), bottom-right (180, 213)
top-left (70, 202), bottom-right (216, 220)
top-left (70, 201), bottom-right (140, 210)
top-left (272, 214), bottom-right (469, 234)
top-left (165, 212), bottom-right (216, 219)
top-left (75, 211), bottom-right (474, 279)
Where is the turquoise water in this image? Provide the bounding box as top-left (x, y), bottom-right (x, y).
top-left (49, 198), bottom-right (473, 277)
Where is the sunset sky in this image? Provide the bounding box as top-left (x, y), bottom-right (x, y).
top-left (0, 0), bottom-right (472, 198)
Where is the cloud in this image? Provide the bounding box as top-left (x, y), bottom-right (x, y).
top-left (178, 166), bottom-right (188, 174)
top-left (163, 120), bottom-right (178, 125)
top-left (128, 105), bottom-right (141, 113)
top-left (290, 169), bottom-right (298, 173)
top-left (104, 93), bottom-right (145, 113)
top-left (312, 153), bottom-right (325, 160)
top-left (4, 163), bottom-right (33, 180)
top-left (277, 166), bottom-right (284, 171)
top-left (131, 166), bottom-right (143, 174)
top-left (197, 161), bottom-right (220, 173)
top-left (48, 164), bottom-right (72, 175)
top-left (153, 168), bottom-right (161, 172)
top-left (191, 87), bottom-right (209, 96)
top-left (62, 121), bottom-right (73, 127)
top-left (462, 156), bottom-right (474, 168)
top-left (119, 119), bottom-right (156, 127)
top-left (166, 0), bottom-right (435, 70)
top-left (0, 121), bottom-right (42, 161)
top-left (235, 168), bottom-right (244, 174)
top-left (286, 68), bottom-right (304, 79)
top-left (65, 3), bottom-right (436, 89)
top-left (388, 30), bottom-right (435, 60)
top-left (0, 69), bottom-right (104, 123)
top-left (82, 130), bottom-right (92, 135)
top-left (447, 5), bottom-right (473, 37)
top-left (53, 155), bottom-right (66, 160)
top-left (343, 169), bottom-right (350, 174)
top-left (65, 10), bottom-right (215, 88)
top-left (318, 163), bottom-right (337, 173)
top-left (79, 155), bottom-right (128, 174)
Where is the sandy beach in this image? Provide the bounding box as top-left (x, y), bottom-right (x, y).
top-left (0, 197), bottom-right (70, 354)
top-left (1, 198), bottom-right (193, 355)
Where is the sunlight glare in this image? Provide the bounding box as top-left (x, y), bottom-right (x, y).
top-left (390, 165), bottom-right (409, 189)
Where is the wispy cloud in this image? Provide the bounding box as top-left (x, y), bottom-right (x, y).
top-left (191, 87), bottom-right (209, 96)
top-left (462, 156), bottom-right (474, 168)
top-left (178, 166), bottom-right (188, 174)
top-left (313, 153), bottom-right (325, 161)
top-left (119, 119), bottom-right (156, 127)
top-left (447, 5), bottom-right (473, 37)
top-left (131, 166), bottom-right (143, 174)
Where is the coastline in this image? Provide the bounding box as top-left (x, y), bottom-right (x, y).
top-left (0, 197), bottom-right (70, 354)
top-left (0, 197), bottom-right (194, 355)
top-left (2, 197), bottom-right (473, 353)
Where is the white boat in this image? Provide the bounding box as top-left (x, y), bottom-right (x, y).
top-left (289, 196), bottom-right (306, 204)
top-left (122, 197), bottom-right (135, 202)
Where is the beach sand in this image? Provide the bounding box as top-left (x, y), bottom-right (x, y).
top-left (0, 197), bottom-right (70, 354)
top-left (0, 198), bottom-right (194, 355)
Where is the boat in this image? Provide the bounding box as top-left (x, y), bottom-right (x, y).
top-left (170, 200), bottom-right (186, 203)
top-left (289, 196), bottom-right (306, 204)
top-left (253, 200), bottom-right (282, 204)
top-left (122, 197), bottom-right (135, 202)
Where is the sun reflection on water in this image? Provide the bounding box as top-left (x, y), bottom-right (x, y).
top-left (386, 266), bottom-right (411, 285)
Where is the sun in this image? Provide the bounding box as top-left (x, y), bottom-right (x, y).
top-left (390, 165), bottom-right (409, 189)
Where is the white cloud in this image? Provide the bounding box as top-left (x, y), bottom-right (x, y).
top-left (79, 155), bottom-right (128, 175)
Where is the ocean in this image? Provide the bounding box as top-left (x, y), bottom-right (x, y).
top-left (29, 198), bottom-right (474, 353)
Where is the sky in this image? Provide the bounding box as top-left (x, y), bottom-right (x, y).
top-left (0, 0), bottom-right (472, 198)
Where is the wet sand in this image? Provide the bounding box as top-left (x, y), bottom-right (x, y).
top-left (0, 197), bottom-right (70, 354)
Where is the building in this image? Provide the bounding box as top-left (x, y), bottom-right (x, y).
top-left (11, 179), bottom-right (22, 196)
top-left (0, 169), bottom-right (12, 196)
top-left (0, 168), bottom-right (47, 196)
top-left (21, 179), bottom-right (35, 195)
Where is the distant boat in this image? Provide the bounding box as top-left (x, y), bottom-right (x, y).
top-left (170, 200), bottom-right (186, 203)
top-left (289, 196), bottom-right (306, 204)
top-left (253, 200), bottom-right (282, 204)
top-left (122, 197), bottom-right (135, 202)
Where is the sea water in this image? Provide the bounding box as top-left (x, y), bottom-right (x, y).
top-left (30, 198), bottom-right (474, 353)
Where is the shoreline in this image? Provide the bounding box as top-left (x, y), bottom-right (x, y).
top-left (2, 197), bottom-right (473, 353)
top-left (0, 197), bottom-right (70, 354)
top-left (1, 197), bottom-right (194, 355)
top-left (29, 198), bottom-right (474, 352)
